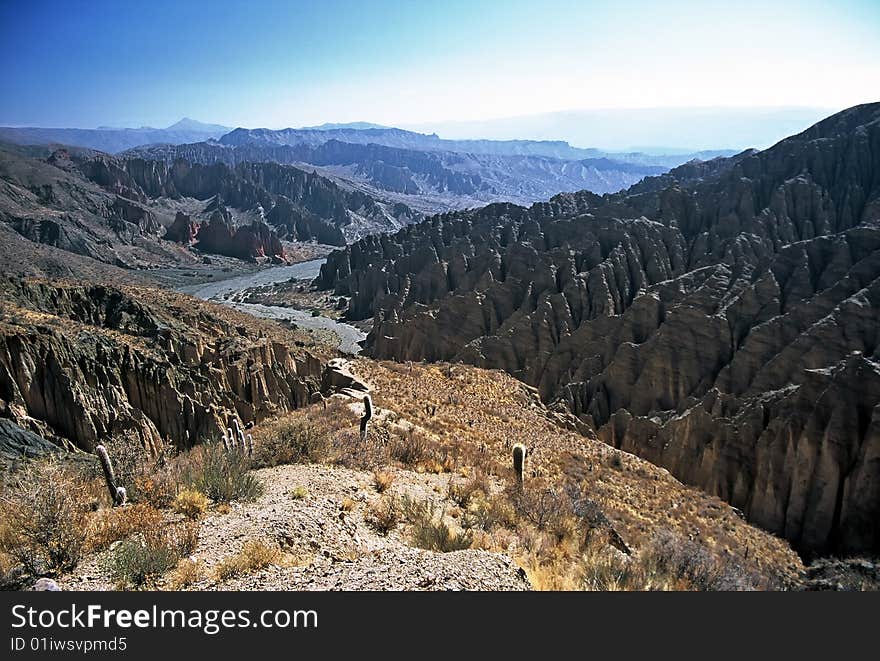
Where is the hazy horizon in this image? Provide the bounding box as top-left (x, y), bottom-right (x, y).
top-left (1, 0), bottom-right (878, 150)
top-left (0, 104), bottom-right (849, 154)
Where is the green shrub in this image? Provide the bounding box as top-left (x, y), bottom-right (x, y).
top-left (103, 522), bottom-right (198, 589)
top-left (104, 523), bottom-right (198, 588)
top-left (186, 443), bottom-right (263, 503)
top-left (253, 418), bottom-right (330, 468)
top-left (400, 496), bottom-right (472, 552)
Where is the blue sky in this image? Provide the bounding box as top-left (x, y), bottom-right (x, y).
top-left (0, 0), bottom-right (878, 130)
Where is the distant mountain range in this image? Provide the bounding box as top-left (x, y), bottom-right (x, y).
top-left (0, 118), bottom-right (232, 154)
top-left (0, 117), bottom-right (737, 214)
top-left (218, 125), bottom-right (734, 167)
top-left (405, 106), bottom-right (838, 152)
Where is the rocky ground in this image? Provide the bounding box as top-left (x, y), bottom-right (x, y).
top-left (240, 278), bottom-right (347, 319)
top-left (61, 463), bottom-right (529, 591)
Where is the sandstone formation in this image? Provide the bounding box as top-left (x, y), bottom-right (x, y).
top-left (73, 150), bottom-right (419, 244)
top-left (164, 211), bottom-right (199, 244)
top-left (195, 199), bottom-right (285, 261)
top-left (0, 146), bottom-right (176, 270)
top-left (315, 103), bottom-right (880, 556)
top-left (0, 278), bottom-right (332, 455)
top-left (0, 144), bottom-right (420, 275)
top-left (125, 135), bottom-right (668, 213)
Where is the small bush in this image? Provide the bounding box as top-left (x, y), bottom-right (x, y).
top-left (390, 429), bottom-right (431, 466)
top-left (168, 557), bottom-right (204, 590)
top-left (88, 503), bottom-right (164, 552)
top-left (340, 497), bottom-right (357, 512)
top-left (253, 418), bottom-right (330, 468)
top-left (511, 486), bottom-right (573, 533)
top-left (103, 522), bottom-right (199, 589)
top-left (372, 469), bottom-right (395, 493)
top-left (331, 428), bottom-right (389, 470)
top-left (641, 530), bottom-right (755, 591)
top-left (172, 490), bottom-right (209, 520)
top-left (290, 486), bottom-right (309, 500)
top-left (0, 460), bottom-right (90, 575)
top-left (185, 443), bottom-right (263, 503)
top-left (459, 493), bottom-right (517, 532)
top-left (214, 540), bottom-right (281, 580)
top-left (608, 453), bottom-right (624, 470)
top-left (448, 471), bottom-right (489, 508)
top-left (98, 434), bottom-right (177, 507)
top-left (366, 497), bottom-right (399, 535)
top-left (0, 542), bottom-right (21, 590)
top-left (401, 496), bottom-right (472, 552)
top-left (134, 469), bottom-right (180, 509)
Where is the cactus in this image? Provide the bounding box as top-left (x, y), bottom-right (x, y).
top-left (512, 443), bottom-right (527, 486)
top-left (227, 427), bottom-right (235, 450)
top-left (234, 420), bottom-right (246, 449)
top-left (246, 433), bottom-right (254, 457)
top-left (310, 391), bottom-right (327, 410)
top-left (96, 444), bottom-right (125, 506)
top-left (360, 394), bottom-right (373, 441)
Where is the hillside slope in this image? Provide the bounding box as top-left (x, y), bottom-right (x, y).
top-left (314, 103), bottom-right (880, 556)
top-left (47, 357), bottom-right (803, 591)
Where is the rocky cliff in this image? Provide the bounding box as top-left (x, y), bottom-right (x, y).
top-left (73, 151), bottom-right (419, 245)
top-left (0, 278), bottom-right (333, 455)
top-left (0, 147), bottom-right (181, 271)
top-left (124, 137), bottom-right (668, 213)
top-left (315, 103), bottom-right (880, 556)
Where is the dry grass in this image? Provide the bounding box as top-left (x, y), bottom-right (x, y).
top-left (366, 496), bottom-right (399, 535)
top-left (167, 557), bottom-right (205, 590)
top-left (0, 459), bottom-right (91, 575)
top-left (340, 497), bottom-right (357, 512)
top-left (172, 489), bottom-right (210, 520)
top-left (214, 540), bottom-right (283, 580)
top-left (350, 359), bottom-right (804, 589)
top-left (88, 503), bottom-right (165, 552)
top-left (400, 496), bottom-right (473, 553)
top-left (372, 469), bottom-right (395, 493)
top-left (0, 349), bottom-right (805, 591)
top-left (447, 471), bottom-right (490, 508)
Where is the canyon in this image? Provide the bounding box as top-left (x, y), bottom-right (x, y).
top-left (315, 103), bottom-right (880, 556)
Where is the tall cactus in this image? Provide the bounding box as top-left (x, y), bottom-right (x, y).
top-left (96, 444), bottom-right (126, 506)
top-left (233, 418), bottom-right (246, 448)
top-left (512, 443), bottom-right (527, 486)
top-left (360, 394), bottom-right (373, 442)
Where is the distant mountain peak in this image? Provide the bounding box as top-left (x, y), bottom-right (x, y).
top-left (299, 121), bottom-right (389, 131)
top-left (165, 118), bottom-right (231, 133)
